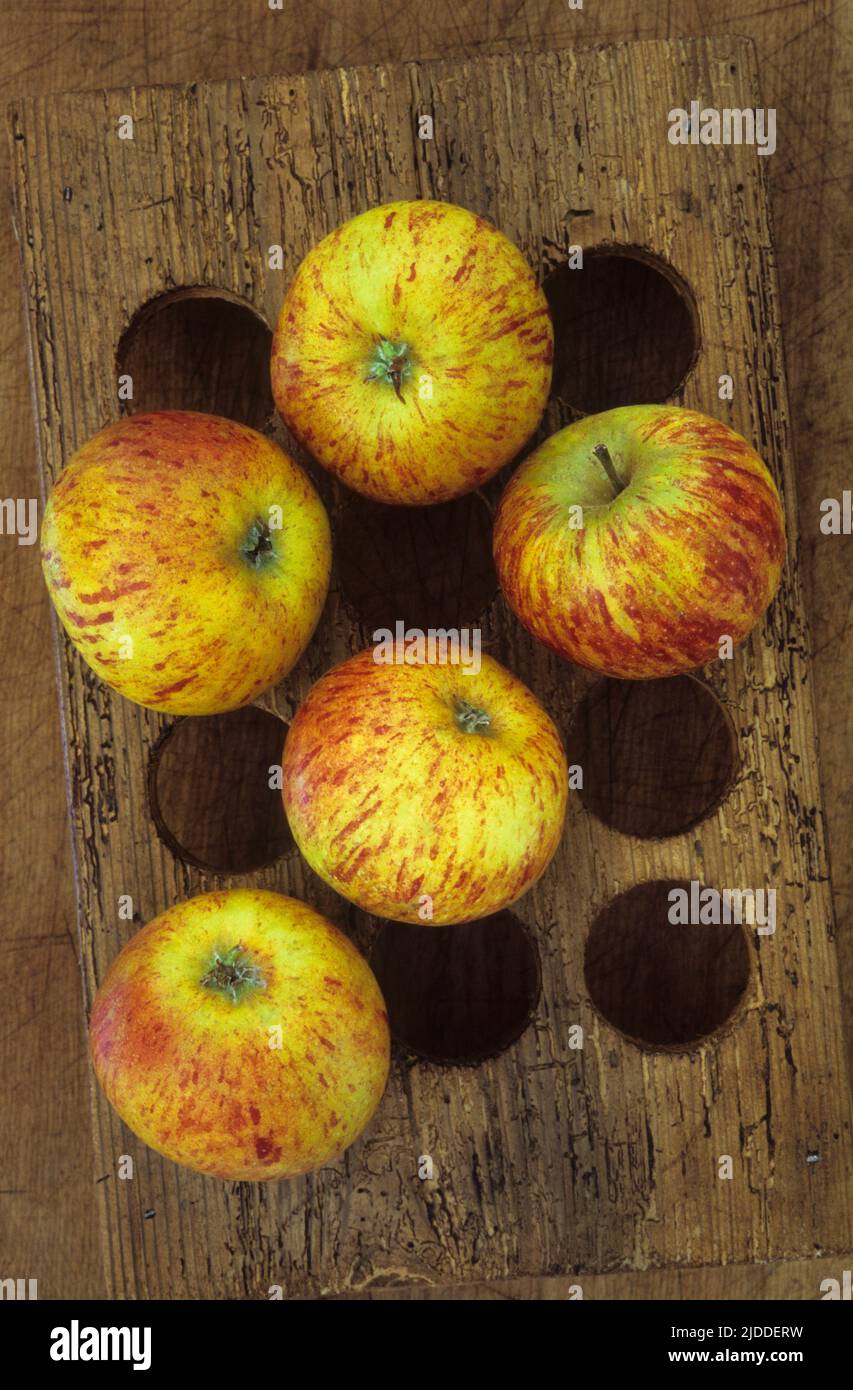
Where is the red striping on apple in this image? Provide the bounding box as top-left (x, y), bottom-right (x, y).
top-left (40, 410), bottom-right (331, 714)
top-left (89, 890), bottom-right (390, 1181)
top-left (37, 195), bottom-right (794, 1183)
top-left (282, 648), bottom-right (569, 925)
top-left (493, 405), bottom-right (786, 679)
top-left (270, 200), bottom-right (553, 505)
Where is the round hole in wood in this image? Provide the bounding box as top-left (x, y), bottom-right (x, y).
top-left (571, 675), bottom-right (737, 839)
top-left (584, 880), bottom-right (752, 1050)
top-left (116, 287), bottom-right (275, 429)
top-left (544, 246), bottom-right (700, 413)
top-left (336, 490), bottom-right (497, 634)
top-left (369, 913), bottom-right (541, 1065)
top-left (148, 706), bottom-right (292, 873)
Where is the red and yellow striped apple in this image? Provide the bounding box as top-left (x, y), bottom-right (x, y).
top-left (282, 649), bottom-right (568, 925)
top-left (40, 410), bottom-right (331, 714)
top-left (494, 405), bottom-right (786, 678)
top-left (89, 889), bottom-right (390, 1181)
top-left (271, 199), bottom-right (553, 505)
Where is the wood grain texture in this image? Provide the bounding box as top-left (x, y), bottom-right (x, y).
top-left (8, 37), bottom-right (852, 1298)
top-left (2, 0), bottom-right (850, 1304)
top-left (571, 675), bottom-right (739, 839)
top-left (333, 1252), bottom-right (853, 1300)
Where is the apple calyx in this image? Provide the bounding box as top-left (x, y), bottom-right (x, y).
top-left (241, 518), bottom-right (276, 569)
top-left (593, 443), bottom-right (627, 498)
top-left (455, 699), bottom-right (492, 735)
top-left (365, 338), bottom-right (413, 403)
top-left (201, 944), bottom-right (266, 1004)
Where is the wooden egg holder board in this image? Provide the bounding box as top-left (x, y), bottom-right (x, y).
top-left (10, 37), bottom-right (853, 1298)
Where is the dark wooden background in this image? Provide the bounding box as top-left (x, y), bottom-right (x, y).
top-left (2, 0), bottom-right (850, 1298)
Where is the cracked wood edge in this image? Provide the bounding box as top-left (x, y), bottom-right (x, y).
top-left (7, 36), bottom-right (853, 1295)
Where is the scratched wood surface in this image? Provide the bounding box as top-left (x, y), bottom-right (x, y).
top-left (2, 0), bottom-right (849, 1315)
top-left (9, 37), bottom-right (852, 1297)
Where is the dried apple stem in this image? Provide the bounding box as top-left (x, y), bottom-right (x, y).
top-left (593, 443), bottom-right (626, 498)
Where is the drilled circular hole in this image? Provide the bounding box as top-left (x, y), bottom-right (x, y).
top-left (336, 490), bottom-right (497, 633)
top-left (584, 880), bottom-right (751, 1050)
top-left (149, 707), bottom-right (292, 873)
top-left (544, 247), bottom-right (699, 413)
top-left (571, 675), bottom-right (738, 839)
top-left (117, 287), bottom-right (275, 429)
top-left (369, 913), bottom-right (541, 1065)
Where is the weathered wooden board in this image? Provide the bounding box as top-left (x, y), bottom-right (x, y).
top-left (9, 37), bottom-right (853, 1297)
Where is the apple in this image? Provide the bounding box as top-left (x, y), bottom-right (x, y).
top-left (493, 405), bottom-right (786, 678)
top-left (89, 889), bottom-right (390, 1181)
top-left (282, 649), bottom-right (568, 925)
top-left (270, 199), bottom-right (553, 505)
top-left (40, 410), bottom-right (331, 714)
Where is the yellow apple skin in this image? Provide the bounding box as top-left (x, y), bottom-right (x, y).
top-left (494, 406), bottom-right (786, 679)
top-left (89, 890), bottom-right (390, 1181)
top-left (283, 650), bottom-right (568, 925)
top-left (271, 200), bottom-right (553, 505)
top-left (40, 411), bottom-right (331, 714)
